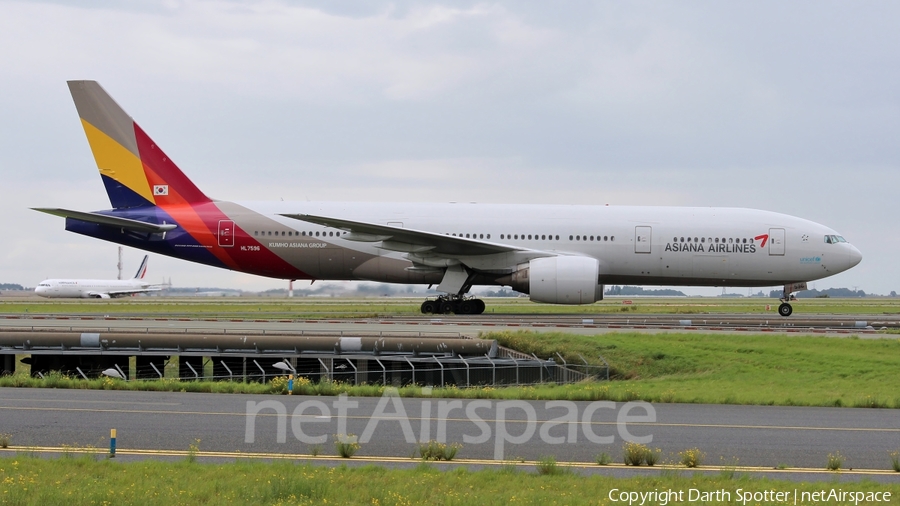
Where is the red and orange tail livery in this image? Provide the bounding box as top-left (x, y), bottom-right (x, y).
top-left (33, 81), bottom-right (308, 280)
top-left (67, 81), bottom-right (210, 209)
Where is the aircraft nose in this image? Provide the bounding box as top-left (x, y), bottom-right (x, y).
top-left (849, 245), bottom-right (862, 268)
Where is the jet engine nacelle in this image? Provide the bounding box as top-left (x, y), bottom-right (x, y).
top-left (498, 256), bottom-right (603, 304)
top-left (88, 292), bottom-right (111, 299)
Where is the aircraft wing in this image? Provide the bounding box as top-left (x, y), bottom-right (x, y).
top-left (280, 213), bottom-right (527, 256)
top-left (33, 208), bottom-right (177, 234)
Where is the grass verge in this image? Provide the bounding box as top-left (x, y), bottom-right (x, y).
top-left (486, 330), bottom-right (900, 407)
top-left (1, 455), bottom-right (897, 505)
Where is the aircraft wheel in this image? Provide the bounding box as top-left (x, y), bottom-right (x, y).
top-left (474, 299), bottom-right (486, 314)
top-left (420, 301), bottom-right (436, 314)
top-left (778, 303), bottom-right (793, 317)
top-left (458, 300), bottom-right (475, 315)
top-left (439, 301), bottom-right (455, 314)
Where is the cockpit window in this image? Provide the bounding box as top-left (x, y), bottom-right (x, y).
top-left (824, 235), bottom-right (848, 244)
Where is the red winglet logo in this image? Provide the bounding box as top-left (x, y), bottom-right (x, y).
top-left (754, 234), bottom-right (769, 248)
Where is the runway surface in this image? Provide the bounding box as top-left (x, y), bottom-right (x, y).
top-left (0, 313), bottom-right (894, 338)
top-left (1, 388), bottom-right (898, 482)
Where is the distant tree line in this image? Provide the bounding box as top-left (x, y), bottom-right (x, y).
top-left (479, 288), bottom-right (521, 298)
top-left (605, 285), bottom-right (687, 296)
top-left (0, 283), bottom-right (25, 290)
top-left (769, 287), bottom-right (866, 298)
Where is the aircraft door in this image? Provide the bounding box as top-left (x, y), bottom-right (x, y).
top-left (218, 220), bottom-right (235, 247)
top-left (634, 226), bottom-right (652, 254)
top-left (768, 228), bottom-right (785, 256)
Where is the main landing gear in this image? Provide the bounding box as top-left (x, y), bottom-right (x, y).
top-left (420, 296), bottom-right (486, 315)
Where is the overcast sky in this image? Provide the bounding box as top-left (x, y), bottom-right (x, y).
top-left (1, 0), bottom-right (896, 295)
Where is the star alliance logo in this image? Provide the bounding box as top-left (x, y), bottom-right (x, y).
top-left (153, 185), bottom-right (169, 196)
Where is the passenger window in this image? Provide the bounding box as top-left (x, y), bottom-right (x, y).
top-left (487, 234), bottom-right (491, 239)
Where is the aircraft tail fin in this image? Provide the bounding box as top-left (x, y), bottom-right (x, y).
top-left (133, 255), bottom-right (149, 280)
top-left (67, 81), bottom-right (211, 209)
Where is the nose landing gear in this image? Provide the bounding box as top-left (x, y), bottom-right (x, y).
top-left (777, 283), bottom-right (803, 317)
top-left (777, 302), bottom-right (793, 317)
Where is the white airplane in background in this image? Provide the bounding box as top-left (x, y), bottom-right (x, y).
top-left (34, 81), bottom-right (863, 316)
top-left (35, 255), bottom-right (161, 299)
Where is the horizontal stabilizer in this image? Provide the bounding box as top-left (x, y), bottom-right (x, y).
top-left (33, 208), bottom-right (177, 234)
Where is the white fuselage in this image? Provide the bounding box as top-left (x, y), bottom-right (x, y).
top-left (229, 202), bottom-right (861, 287)
top-left (34, 279), bottom-right (153, 298)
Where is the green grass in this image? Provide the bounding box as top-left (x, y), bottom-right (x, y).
top-left (1, 455), bottom-right (896, 505)
top-left (485, 330), bottom-right (900, 407)
top-left (2, 296), bottom-right (899, 318)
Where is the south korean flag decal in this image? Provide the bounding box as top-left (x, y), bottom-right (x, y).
top-left (153, 185), bottom-right (169, 196)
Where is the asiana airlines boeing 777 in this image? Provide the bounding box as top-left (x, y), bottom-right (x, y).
top-left (34, 81), bottom-right (861, 316)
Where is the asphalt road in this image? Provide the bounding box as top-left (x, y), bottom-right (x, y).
top-left (2, 387), bottom-right (898, 480)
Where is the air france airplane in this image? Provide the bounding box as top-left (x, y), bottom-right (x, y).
top-left (34, 81), bottom-right (862, 316)
top-left (35, 255), bottom-right (160, 298)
